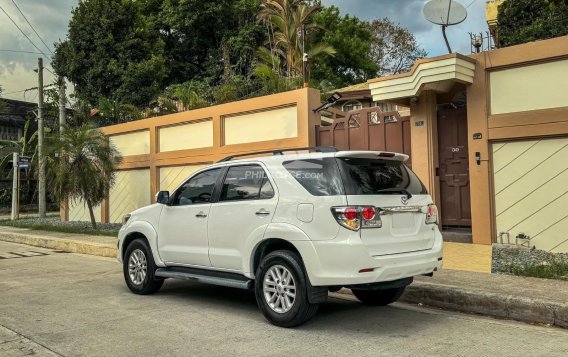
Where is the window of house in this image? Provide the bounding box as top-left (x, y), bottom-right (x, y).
top-left (378, 102), bottom-right (398, 112)
top-left (342, 100), bottom-right (363, 112)
top-left (219, 165), bottom-right (274, 202)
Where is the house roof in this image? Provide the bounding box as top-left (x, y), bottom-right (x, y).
top-left (334, 82), bottom-right (369, 93)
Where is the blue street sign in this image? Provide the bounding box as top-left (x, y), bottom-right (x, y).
top-left (18, 164), bottom-right (29, 169)
top-left (18, 156), bottom-right (31, 163)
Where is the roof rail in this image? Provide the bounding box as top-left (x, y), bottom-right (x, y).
top-left (218, 146), bottom-right (337, 162)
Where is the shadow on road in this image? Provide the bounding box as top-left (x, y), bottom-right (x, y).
top-left (153, 279), bottom-right (444, 333)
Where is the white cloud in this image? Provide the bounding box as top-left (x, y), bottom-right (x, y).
top-left (1, 0), bottom-right (488, 101)
top-left (321, 0), bottom-right (489, 56)
top-left (0, 0), bottom-right (77, 101)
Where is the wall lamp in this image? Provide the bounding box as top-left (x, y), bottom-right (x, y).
top-left (313, 92), bottom-right (342, 113)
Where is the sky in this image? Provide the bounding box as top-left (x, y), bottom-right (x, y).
top-left (0, 0), bottom-right (488, 102)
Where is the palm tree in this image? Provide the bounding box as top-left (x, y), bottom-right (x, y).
top-left (47, 125), bottom-right (122, 228)
top-left (258, 0), bottom-right (335, 79)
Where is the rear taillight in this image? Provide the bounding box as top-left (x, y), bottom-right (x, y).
top-left (425, 204), bottom-right (438, 225)
top-left (331, 206), bottom-right (382, 231)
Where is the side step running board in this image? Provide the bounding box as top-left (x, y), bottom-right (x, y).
top-left (155, 268), bottom-right (253, 290)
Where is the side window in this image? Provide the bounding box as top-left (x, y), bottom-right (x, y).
top-left (283, 158), bottom-right (344, 196)
top-left (220, 165), bottom-right (274, 202)
top-left (171, 168), bottom-right (221, 206)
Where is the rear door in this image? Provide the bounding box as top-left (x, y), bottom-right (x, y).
top-left (207, 164), bottom-right (278, 271)
top-left (336, 157), bottom-right (436, 256)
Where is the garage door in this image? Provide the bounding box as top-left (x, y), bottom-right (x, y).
top-left (493, 137), bottom-right (568, 252)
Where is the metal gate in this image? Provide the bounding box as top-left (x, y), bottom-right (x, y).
top-left (316, 108), bottom-right (412, 166)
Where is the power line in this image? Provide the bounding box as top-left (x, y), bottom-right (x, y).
top-left (1, 84), bottom-right (56, 96)
top-left (10, 0), bottom-right (53, 54)
top-left (0, 4), bottom-right (50, 59)
top-left (0, 49), bottom-right (44, 55)
top-left (466, 0), bottom-right (479, 8)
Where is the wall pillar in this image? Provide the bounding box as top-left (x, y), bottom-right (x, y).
top-left (409, 91), bottom-right (440, 208)
top-left (149, 125), bottom-right (158, 202)
top-left (466, 56), bottom-right (494, 245)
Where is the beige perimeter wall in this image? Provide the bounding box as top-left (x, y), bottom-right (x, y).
top-left (493, 137), bottom-right (568, 252)
top-left (62, 88), bottom-right (321, 223)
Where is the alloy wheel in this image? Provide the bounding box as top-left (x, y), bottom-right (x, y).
top-left (263, 265), bottom-right (296, 314)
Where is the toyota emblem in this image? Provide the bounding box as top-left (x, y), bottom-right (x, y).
top-left (401, 196), bottom-right (409, 205)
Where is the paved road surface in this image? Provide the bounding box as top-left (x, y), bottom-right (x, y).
top-left (1, 240), bottom-right (567, 357)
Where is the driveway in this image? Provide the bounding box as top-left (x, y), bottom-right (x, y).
top-left (1, 241), bottom-right (567, 356)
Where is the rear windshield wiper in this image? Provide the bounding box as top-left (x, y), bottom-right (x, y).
top-left (375, 188), bottom-right (412, 199)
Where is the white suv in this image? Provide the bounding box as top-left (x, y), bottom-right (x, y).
top-left (118, 147), bottom-right (443, 327)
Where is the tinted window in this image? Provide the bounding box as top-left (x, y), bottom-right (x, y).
top-left (220, 165), bottom-right (274, 202)
top-left (172, 168), bottom-right (221, 206)
top-left (337, 158), bottom-right (427, 195)
top-left (283, 158), bottom-right (343, 196)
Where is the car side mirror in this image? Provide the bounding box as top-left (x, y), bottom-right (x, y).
top-left (156, 191), bottom-right (170, 205)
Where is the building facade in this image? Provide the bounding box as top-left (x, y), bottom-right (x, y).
top-left (368, 35), bottom-right (568, 252)
top-left (65, 35), bottom-right (568, 253)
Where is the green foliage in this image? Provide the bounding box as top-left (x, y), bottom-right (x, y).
top-left (54, 0), bottom-right (425, 122)
top-left (47, 125), bottom-right (122, 228)
top-left (498, 0), bottom-right (568, 47)
top-left (0, 85), bottom-right (6, 112)
top-left (97, 98), bottom-right (143, 126)
top-left (258, 0), bottom-right (335, 79)
top-left (0, 117), bottom-right (42, 178)
top-left (508, 259), bottom-right (568, 280)
top-left (53, 0), bottom-right (167, 107)
top-left (253, 47), bottom-right (303, 93)
top-left (311, 6), bottom-right (378, 88)
top-left (0, 217), bottom-right (120, 237)
top-left (367, 18), bottom-right (427, 76)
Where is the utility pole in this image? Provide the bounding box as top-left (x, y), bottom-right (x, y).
top-left (11, 152), bottom-right (19, 220)
top-left (37, 57), bottom-right (46, 218)
top-left (301, 24), bottom-right (308, 88)
top-left (58, 76), bottom-right (66, 132)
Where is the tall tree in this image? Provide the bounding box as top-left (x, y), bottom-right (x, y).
top-left (48, 125), bottom-right (122, 228)
top-left (258, 0), bottom-right (335, 79)
top-left (53, 0), bottom-right (167, 107)
top-left (497, 0), bottom-right (568, 47)
top-left (367, 18), bottom-right (427, 77)
top-left (312, 6), bottom-right (378, 88)
top-left (145, 0), bottom-right (265, 84)
top-left (0, 86), bottom-right (6, 112)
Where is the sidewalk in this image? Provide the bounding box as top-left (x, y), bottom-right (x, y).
top-left (401, 269), bottom-right (568, 328)
top-left (0, 226), bottom-right (566, 328)
top-left (0, 226), bottom-right (117, 257)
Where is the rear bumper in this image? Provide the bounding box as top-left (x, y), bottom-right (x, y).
top-left (295, 230), bottom-right (443, 286)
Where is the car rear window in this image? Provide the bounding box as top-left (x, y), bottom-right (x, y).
top-left (283, 158), bottom-right (344, 196)
top-left (336, 157), bottom-right (427, 195)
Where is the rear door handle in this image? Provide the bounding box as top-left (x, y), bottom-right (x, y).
top-left (255, 209), bottom-right (270, 216)
top-left (195, 212), bottom-right (207, 218)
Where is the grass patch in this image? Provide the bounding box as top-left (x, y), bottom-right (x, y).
top-left (0, 217), bottom-right (120, 237)
top-left (508, 260), bottom-right (568, 281)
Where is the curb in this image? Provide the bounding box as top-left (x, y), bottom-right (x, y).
top-left (3, 230), bottom-right (566, 328)
top-left (341, 282), bottom-right (567, 329)
top-left (0, 231), bottom-right (118, 258)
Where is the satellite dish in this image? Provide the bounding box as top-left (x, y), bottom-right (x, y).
top-left (424, 0), bottom-right (467, 26)
top-left (423, 0), bottom-right (468, 53)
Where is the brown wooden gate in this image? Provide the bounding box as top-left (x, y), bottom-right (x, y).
top-left (316, 108), bottom-right (412, 166)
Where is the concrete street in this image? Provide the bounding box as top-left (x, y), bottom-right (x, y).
top-left (1, 241), bottom-right (567, 357)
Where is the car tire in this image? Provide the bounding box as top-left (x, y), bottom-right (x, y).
top-left (123, 239), bottom-right (164, 295)
top-left (255, 250), bottom-right (319, 327)
top-left (351, 287), bottom-right (406, 306)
